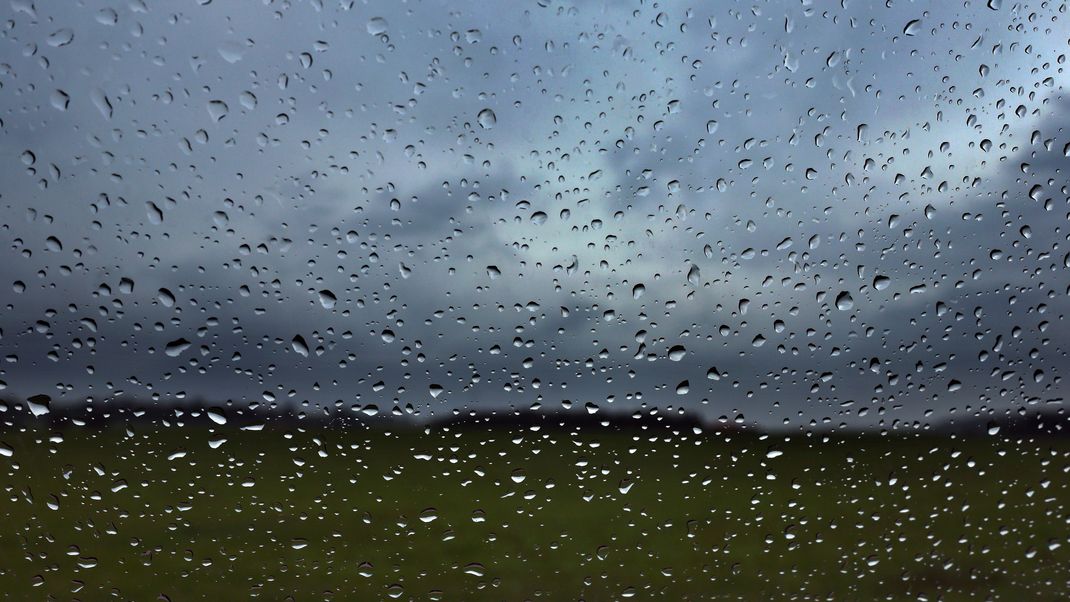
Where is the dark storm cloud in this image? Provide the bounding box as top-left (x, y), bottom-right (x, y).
top-left (1, 0), bottom-right (1067, 429)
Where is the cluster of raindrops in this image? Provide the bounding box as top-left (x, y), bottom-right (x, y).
top-left (0, 0), bottom-right (1069, 598)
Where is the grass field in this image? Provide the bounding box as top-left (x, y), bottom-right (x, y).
top-left (1, 423), bottom-right (1068, 600)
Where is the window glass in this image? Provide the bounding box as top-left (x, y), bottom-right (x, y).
top-left (1, 1), bottom-right (1068, 599)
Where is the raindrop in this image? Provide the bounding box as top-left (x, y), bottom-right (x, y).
top-left (477, 108), bottom-right (497, 129)
top-left (318, 289), bottom-right (337, 309)
top-left (686, 264), bottom-right (700, 285)
top-left (366, 17), bottom-right (388, 35)
top-left (27, 395), bottom-right (51, 417)
top-left (164, 338), bottom-right (192, 357)
top-left (46, 28), bottom-right (75, 47)
top-left (157, 288), bottom-right (176, 307)
top-left (207, 100), bottom-right (229, 122)
top-left (291, 335), bottom-right (310, 357)
top-left (207, 408), bottom-right (227, 425)
top-left (49, 89), bottom-right (70, 111)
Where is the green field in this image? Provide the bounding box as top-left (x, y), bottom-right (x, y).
top-left (1, 424), bottom-right (1067, 600)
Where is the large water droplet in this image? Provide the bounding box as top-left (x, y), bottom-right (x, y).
top-left (366, 17), bottom-right (388, 35)
top-left (165, 338), bottom-right (192, 357)
top-left (835, 291), bottom-right (854, 311)
top-left (477, 108), bottom-right (497, 129)
top-left (292, 335), bottom-right (310, 357)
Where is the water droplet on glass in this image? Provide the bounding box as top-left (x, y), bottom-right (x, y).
top-left (164, 338), bottom-right (192, 357)
top-left (477, 108), bottom-right (496, 129)
top-left (27, 394), bottom-right (51, 417)
top-left (835, 291), bottom-right (854, 311)
top-left (318, 289), bottom-right (337, 309)
top-left (366, 17), bottom-right (388, 35)
top-left (46, 29), bottom-right (74, 47)
top-left (291, 335), bottom-right (310, 357)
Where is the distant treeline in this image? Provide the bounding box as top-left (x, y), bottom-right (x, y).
top-left (0, 395), bottom-right (1066, 438)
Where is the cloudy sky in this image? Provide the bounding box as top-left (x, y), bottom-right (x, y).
top-left (1, 0), bottom-right (1068, 430)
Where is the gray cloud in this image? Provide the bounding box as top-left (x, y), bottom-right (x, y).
top-left (1, 0), bottom-right (1067, 430)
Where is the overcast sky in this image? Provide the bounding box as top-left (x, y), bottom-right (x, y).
top-left (1, 0), bottom-right (1068, 430)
